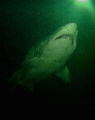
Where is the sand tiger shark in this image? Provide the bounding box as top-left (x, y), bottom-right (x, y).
top-left (9, 23), bottom-right (78, 92)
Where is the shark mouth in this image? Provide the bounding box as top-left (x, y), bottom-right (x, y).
top-left (55, 30), bottom-right (78, 41)
top-left (55, 34), bottom-right (74, 40)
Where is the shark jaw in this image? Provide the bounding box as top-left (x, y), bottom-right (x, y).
top-left (53, 23), bottom-right (78, 45)
top-left (54, 23), bottom-right (78, 41)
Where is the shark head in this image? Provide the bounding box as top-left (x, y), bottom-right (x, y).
top-left (42, 23), bottom-right (78, 62)
top-left (54, 23), bottom-right (78, 43)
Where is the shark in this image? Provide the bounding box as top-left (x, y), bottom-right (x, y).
top-left (9, 23), bottom-right (78, 92)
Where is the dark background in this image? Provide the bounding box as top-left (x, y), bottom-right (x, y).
top-left (0, 0), bottom-right (95, 109)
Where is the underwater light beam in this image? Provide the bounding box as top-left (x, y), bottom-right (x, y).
top-left (78, 0), bottom-right (87, 2)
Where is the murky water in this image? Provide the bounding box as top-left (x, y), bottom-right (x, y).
top-left (1, 0), bottom-right (95, 108)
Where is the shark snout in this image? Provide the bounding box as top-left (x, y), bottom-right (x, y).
top-left (66, 23), bottom-right (77, 28)
top-left (63, 23), bottom-right (77, 34)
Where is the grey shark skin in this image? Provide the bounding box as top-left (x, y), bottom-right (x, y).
top-left (9, 23), bottom-right (78, 91)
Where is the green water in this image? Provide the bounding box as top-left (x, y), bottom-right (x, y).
top-left (1, 0), bottom-right (95, 105)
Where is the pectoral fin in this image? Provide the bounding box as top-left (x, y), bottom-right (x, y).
top-left (56, 66), bottom-right (71, 83)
